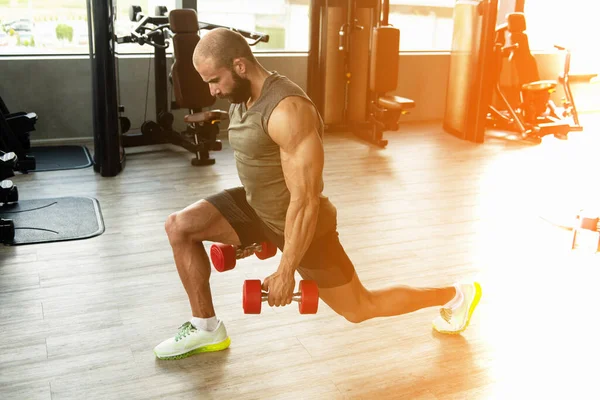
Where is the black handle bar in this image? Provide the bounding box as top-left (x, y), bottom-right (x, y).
top-left (119, 7), bottom-right (269, 48)
top-left (116, 15), bottom-right (170, 49)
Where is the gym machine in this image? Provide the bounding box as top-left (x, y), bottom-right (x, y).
top-left (571, 211), bottom-right (600, 253)
top-left (367, 0), bottom-right (415, 147)
top-left (117, 6), bottom-right (270, 166)
top-left (307, 0), bottom-right (414, 148)
top-left (486, 12), bottom-right (596, 142)
top-left (0, 104), bottom-right (36, 173)
top-left (0, 94), bottom-right (36, 151)
top-left (86, 2), bottom-right (269, 173)
top-left (555, 46), bottom-right (597, 131)
top-left (541, 208), bottom-right (600, 253)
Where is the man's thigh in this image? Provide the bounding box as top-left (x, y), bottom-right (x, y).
top-left (296, 231), bottom-right (369, 317)
top-left (176, 198), bottom-right (242, 245)
top-left (296, 230), bottom-right (357, 290)
top-left (203, 187), bottom-right (268, 247)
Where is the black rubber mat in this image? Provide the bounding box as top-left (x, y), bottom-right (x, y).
top-left (29, 145), bottom-right (93, 171)
top-left (0, 196), bottom-right (104, 245)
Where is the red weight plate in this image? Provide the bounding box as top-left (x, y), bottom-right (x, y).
top-left (210, 243), bottom-right (236, 272)
top-left (243, 280), bottom-right (263, 314)
top-left (255, 241), bottom-right (277, 260)
top-left (298, 280), bottom-right (319, 314)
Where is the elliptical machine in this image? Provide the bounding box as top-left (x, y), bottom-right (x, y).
top-left (118, 6), bottom-right (269, 166)
top-left (487, 12), bottom-right (591, 142)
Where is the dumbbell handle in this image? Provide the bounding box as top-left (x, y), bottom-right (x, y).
top-left (236, 242), bottom-right (264, 258)
top-left (260, 292), bottom-right (303, 302)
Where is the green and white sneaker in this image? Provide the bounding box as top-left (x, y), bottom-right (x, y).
top-left (433, 282), bottom-right (482, 334)
top-left (154, 320), bottom-right (231, 360)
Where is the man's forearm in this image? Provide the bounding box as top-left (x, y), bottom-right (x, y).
top-left (278, 196), bottom-right (320, 275)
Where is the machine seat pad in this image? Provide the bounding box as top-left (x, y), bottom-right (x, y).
top-left (522, 80), bottom-right (557, 92)
top-left (378, 95), bottom-right (416, 110)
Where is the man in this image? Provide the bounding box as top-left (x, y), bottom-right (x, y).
top-left (153, 28), bottom-right (482, 360)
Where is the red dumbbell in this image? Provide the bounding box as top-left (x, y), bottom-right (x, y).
top-left (210, 241), bottom-right (278, 272)
top-left (242, 279), bottom-right (319, 315)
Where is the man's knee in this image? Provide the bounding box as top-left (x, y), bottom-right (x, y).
top-left (324, 288), bottom-right (375, 324)
top-left (164, 204), bottom-right (208, 243)
top-left (341, 306), bottom-right (371, 324)
top-left (165, 211), bottom-right (185, 242)
top-left (342, 311), bottom-right (366, 324)
top-left (165, 211), bottom-right (177, 236)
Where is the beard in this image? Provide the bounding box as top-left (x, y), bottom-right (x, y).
top-left (224, 70), bottom-right (252, 104)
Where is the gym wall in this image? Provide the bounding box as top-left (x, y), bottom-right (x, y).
top-left (0, 52), bottom-right (597, 143)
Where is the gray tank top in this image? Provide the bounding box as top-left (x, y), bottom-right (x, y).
top-left (228, 72), bottom-right (337, 237)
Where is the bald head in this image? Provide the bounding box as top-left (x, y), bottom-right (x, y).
top-left (193, 28), bottom-right (257, 71)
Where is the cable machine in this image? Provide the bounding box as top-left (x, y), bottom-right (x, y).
top-left (308, 0), bottom-right (414, 147)
top-left (86, 2), bottom-right (269, 174)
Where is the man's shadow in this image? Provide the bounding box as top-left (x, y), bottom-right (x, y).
top-left (418, 330), bottom-right (483, 398)
top-left (153, 347), bottom-right (231, 389)
top-left (355, 330), bottom-right (482, 399)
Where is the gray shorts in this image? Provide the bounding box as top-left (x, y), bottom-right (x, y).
top-left (204, 187), bottom-right (355, 289)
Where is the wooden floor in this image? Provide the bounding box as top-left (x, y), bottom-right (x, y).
top-left (2, 119), bottom-right (600, 400)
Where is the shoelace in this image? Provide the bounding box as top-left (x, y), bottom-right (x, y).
top-left (175, 322), bottom-right (196, 342)
top-left (441, 307), bottom-right (453, 323)
top-left (441, 289), bottom-right (466, 324)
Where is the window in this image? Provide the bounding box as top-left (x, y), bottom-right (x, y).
top-left (0, 1), bottom-right (179, 55)
top-left (118, 0), bottom-right (456, 54)
top-left (388, 0), bottom-right (455, 51)
top-left (524, 0), bottom-right (600, 73)
top-left (0, 0), bottom-right (90, 55)
top-left (113, 0), bottom-right (310, 53)
top-left (116, 0), bottom-right (309, 54)
top-left (0, 0), bottom-right (458, 56)
top-left (194, 0), bottom-right (310, 52)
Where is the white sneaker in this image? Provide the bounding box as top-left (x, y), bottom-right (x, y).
top-left (154, 320), bottom-right (231, 360)
top-left (433, 282), bottom-right (482, 334)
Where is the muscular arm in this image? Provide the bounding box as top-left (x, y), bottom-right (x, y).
top-left (268, 96), bottom-right (324, 276)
